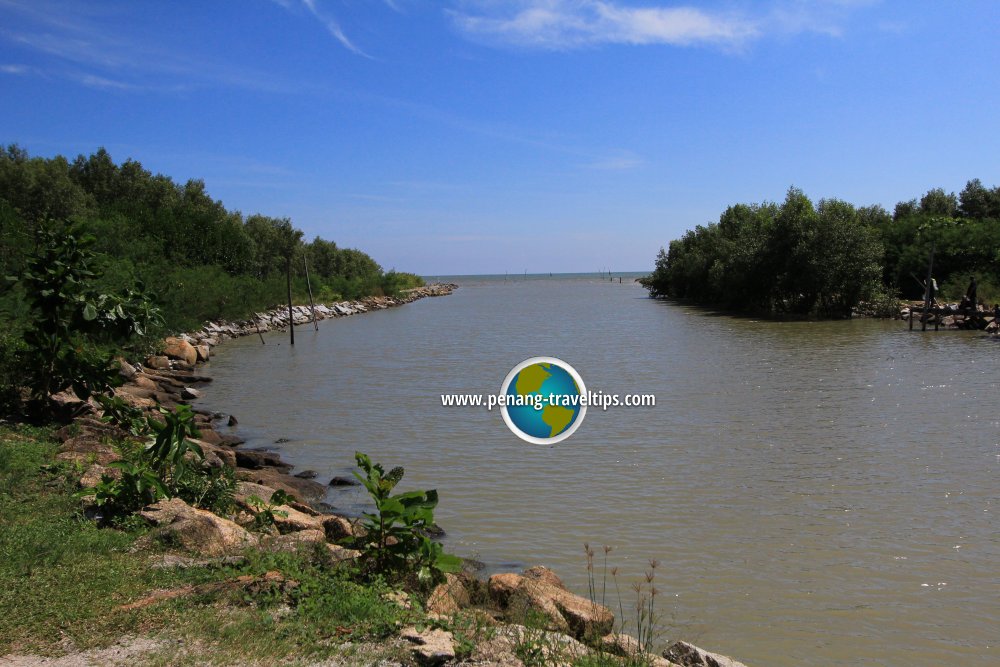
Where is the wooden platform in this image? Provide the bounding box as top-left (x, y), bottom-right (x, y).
top-left (907, 305), bottom-right (999, 331)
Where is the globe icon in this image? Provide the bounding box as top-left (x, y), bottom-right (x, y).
top-left (500, 357), bottom-right (587, 444)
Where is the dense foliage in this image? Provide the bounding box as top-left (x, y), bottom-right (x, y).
top-left (5, 226), bottom-right (162, 418)
top-left (89, 404), bottom-right (236, 523)
top-left (0, 145), bottom-right (423, 335)
top-left (644, 181), bottom-right (1000, 317)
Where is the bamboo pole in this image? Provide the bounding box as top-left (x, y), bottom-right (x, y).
top-left (287, 254), bottom-right (295, 346)
top-left (303, 256), bottom-right (319, 331)
top-left (921, 242), bottom-right (936, 332)
top-left (253, 314), bottom-right (265, 344)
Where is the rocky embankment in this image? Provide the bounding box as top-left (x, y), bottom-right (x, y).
top-left (50, 282), bottom-right (750, 667)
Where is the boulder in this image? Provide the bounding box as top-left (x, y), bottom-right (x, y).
top-left (163, 337), bottom-right (198, 366)
top-left (400, 626), bottom-right (456, 666)
top-left (488, 573), bottom-right (523, 604)
top-left (195, 345), bottom-right (210, 362)
top-left (181, 387), bottom-right (201, 400)
top-left (146, 355), bottom-right (171, 370)
top-left (197, 440), bottom-right (237, 468)
top-left (56, 435), bottom-right (119, 466)
top-left (293, 470), bottom-right (318, 479)
top-left (601, 633), bottom-right (642, 657)
top-left (426, 573), bottom-right (471, 616)
top-left (488, 570), bottom-right (614, 641)
top-left (116, 357), bottom-right (138, 380)
top-left (322, 515), bottom-right (355, 541)
top-left (234, 481), bottom-right (279, 506)
top-left (663, 641), bottom-right (750, 667)
top-left (132, 375), bottom-right (158, 391)
top-left (328, 476), bottom-right (359, 487)
top-left (235, 467), bottom-right (326, 502)
top-left (262, 529), bottom-right (327, 553)
top-left (235, 449), bottom-right (292, 471)
top-left (272, 504), bottom-right (325, 533)
top-left (140, 498), bottom-right (257, 556)
top-left (79, 463), bottom-right (116, 489)
top-left (326, 543), bottom-right (361, 562)
top-left (48, 389), bottom-right (92, 421)
top-left (196, 428), bottom-right (223, 446)
top-left (523, 565), bottom-right (565, 589)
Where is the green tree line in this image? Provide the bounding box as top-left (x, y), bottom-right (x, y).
top-left (643, 182), bottom-right (1000, 318)
top-left (0, 145), bottom-right (423, 333)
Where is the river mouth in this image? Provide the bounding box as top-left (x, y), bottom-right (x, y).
top-left (197, 274), bottom-right (1000, 667)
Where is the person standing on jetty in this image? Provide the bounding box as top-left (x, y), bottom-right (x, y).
top-left (966, 276), bottom-right (978, 310)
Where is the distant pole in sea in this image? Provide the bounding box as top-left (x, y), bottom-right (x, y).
top-left (303, 255), bottom-right (319, 332)
top-left (253, 314), bottom-right (265, 344)
top-left (286, 254), bottom-right (295, 346)
top-left (921, 242), bottom-right (936, 332)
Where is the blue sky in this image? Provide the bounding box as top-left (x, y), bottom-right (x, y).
top-left (2, 1), bottom-right (998, 275)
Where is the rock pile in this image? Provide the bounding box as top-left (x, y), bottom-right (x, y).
top-left (185, 283), bottom-right (458, 349)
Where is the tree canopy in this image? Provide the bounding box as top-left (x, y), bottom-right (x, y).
top-left (0, 145), bottom-right (423, 332)
top-left (644, 180), bottom-right (1000, 317)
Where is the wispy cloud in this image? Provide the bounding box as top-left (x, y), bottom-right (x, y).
top-left (450, 0), bottom-right (878, 50)
top-left (272, 0), bottom-right (374, 58)
top-left (0, 63), bottom-right (31, 75)
top-left (586, 150), bottom-right (644, 171)
top-left (0, 1), bottom-right (312, 94)
top-left (451, 1), bottom-right (759, 49)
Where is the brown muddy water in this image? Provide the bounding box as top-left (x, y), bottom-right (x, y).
top-left (197, 275), bottom-right (999, 666)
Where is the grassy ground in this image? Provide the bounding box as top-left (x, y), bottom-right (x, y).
top-left (0, 424), bottom-right (666, 667)
top-left (0, 424), bottom-right (417, 665)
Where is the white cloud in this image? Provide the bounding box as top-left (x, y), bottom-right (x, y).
top-left (0, 1), bottom-right (311, 94)
top-left (77, 73), bottom-right (136, 90)
top-left (273, 0), bottom-right (374, 58)
top-left (586, 150), bottom-right (644, 170)
top-left (0, 63), bottom-right (30, 74)
top-left (451, 0), bottom-right (879, 50)
top-left (451, 1), bottom-right (759, 49)
top-left (321, 18), bottom-right (372, 58)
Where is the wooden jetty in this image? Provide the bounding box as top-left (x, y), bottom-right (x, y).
top-left (907, 304), bottom-right (999, 331)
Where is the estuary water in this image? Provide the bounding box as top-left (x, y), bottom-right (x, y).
top-left (198, 274), bottom-right (999, 666)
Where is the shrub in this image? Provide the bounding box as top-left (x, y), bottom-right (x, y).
top-left (350, 452), bottom-right (461, 585)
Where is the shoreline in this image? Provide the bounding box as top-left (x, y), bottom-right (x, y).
top-left (108, 283), bottom-right (461, 504)
top-left (40, 280), bottom-right (754, 667)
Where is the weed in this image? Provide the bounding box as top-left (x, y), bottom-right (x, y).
top-left (246, 489), bottom-right (295, 532)
top-left (351, 451), bottom-right (461, 586)
top-left (584, 544), bottom-right (665, 664)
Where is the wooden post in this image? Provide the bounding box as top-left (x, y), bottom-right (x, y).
top-left (286, 254), bottom-right (295, 346)
top-left (303, 256), bottom-right (319, 331)
top-left (921, 242), bottom-right (935, 332)
top-left (253, 315), bottom-right (265, 344)
top-left (909, 309), bottom-right (914, 330)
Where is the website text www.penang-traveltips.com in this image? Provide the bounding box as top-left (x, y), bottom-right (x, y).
top-left (440, 391), bottom-right (656, 411)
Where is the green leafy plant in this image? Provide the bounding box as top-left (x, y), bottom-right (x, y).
top-left (90, 457), bottom-right (168, 522)
top-left (96, 394), bottom-right (147, 436)
top-left (9, 223), bottom-right (161, 418)
top-left (145, 404), bottom-right (203, 483)
top-left (175, 464), bottom-right (237, 515)
top-left (247, 489), bottom-right (296, 532)
top-left (351, 451), bottom-right (461, 585)
top-left (83, 405), bottom-right (236, 521)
